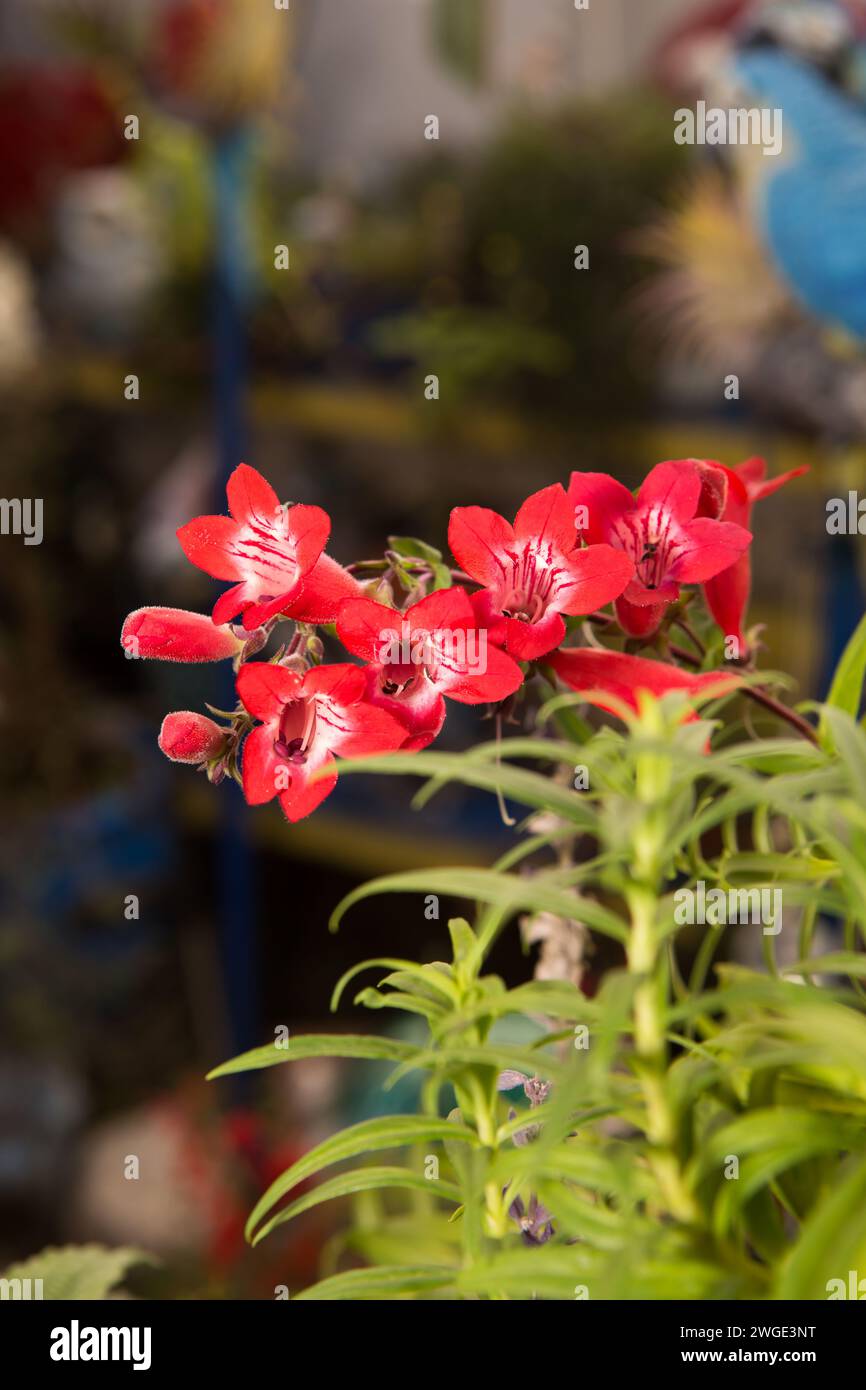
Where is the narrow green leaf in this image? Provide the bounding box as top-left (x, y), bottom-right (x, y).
top-left (207, 1033), bottom-right (417, 1080)
top-left (250, 1166), bottom-right (461, 1245)
top-left (294, 1264), bottom-right (455, 1300)
top-left (775, 1154), bottom-right (866, 1298)
top-left (246, 1115), bottom-right (480, 1244)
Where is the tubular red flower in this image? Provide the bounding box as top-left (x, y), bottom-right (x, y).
top-left (177, 463), bottom-right (361, 630)
top-left (568, 461), bottom-right (753, 639)
top-left (236, 662), bottom-right (406, 823)
top-left (448, 483), bottom-right (634, 661)
top-left (159, 711), bottom-right (226, 763)
top-left (548, 647), bottom-right (740, 723)
top-left (336, 586), bottom-right (524, 749)
top-left (121, 607), bottom-right (244, 662)
top-left (695, 457), bottom-right (809, 652)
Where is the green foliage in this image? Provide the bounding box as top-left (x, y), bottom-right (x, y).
top-left (210, 628), bottom-right (866, 1300)
top-left (0, 1245), bottom-right (152, 1300)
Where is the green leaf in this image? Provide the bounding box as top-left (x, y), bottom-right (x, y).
top-left (327, 750), bottom-right (598, 828)
top-left (775, 1154), bottom-right (866, 1298)
top-left (0, 1245), bottom-right (152, 1300)
top-left (331, 958), bottom-right (455, 1012)
top-left (819, 612), bottom-right (866, 746)
top-left (295, 1264), bottom-right (455, 1300)
top-left (250, 1166), bottom-right (461, 1244)
top-left (207, 1033), bottom-right (417, 1080)
top-left (782, 952), bottom-right (866, 979)
top-left (387, 535), bottom-right (443, 564)
top-left (330, 867), bottom-right (627, 944)
top-left (246, 1115), bottom-right (480, 1244)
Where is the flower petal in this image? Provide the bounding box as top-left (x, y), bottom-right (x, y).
top-left (567, 471), bottom-right (635, 544)
top-left (326, 701), bottom-right (408, 757)
top-left (637, 460), bottom-right (702, 524)
top-left (514, 483), bottom-right (576, 553)
top-left (669, 519), bottom-right (752, 584)
top-left (362, 665), bottom-right (445, 749)
top-left (557, 543), bottom-right (635, 615)
top-left (703, 553), bottom-right (751, 649)
top-left (236, 662), bottom-right (302, 722)
top-left (615, 594), bottom-right (669, 637)
top-left (212, 582), bottom-right (255, 626)
top-left (746, 462), bottom-right (809, 504)
top-left (405, 585), bottom-right (476, 634)
top-left (177, 515), bottom-right (245, 581)
top-left (284, 502), bottom-right (331, 574)
top-left (226, 463), bottom-right (281, 526)
top-left (436, 639), bottom-right (524, 704)
top-left (241, 724), bottom-right (282, 805)
top-left (286, 554), bottom-right (363, 624)
top-left (549, 647), bottom-right (739, 719)
top-left (302, 662), bottom-right (367, 704)
top-left (504, 610), bottom-right (566, 661)
top-left (336, 597), bottom-right (397, 663)
top-left (278, 751), bottom-right (338, 822)
top-left (448, 506), bottom-right (515, 586)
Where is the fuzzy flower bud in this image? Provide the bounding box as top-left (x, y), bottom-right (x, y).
top-left (158, 711), bottom-right (226, 764)
top-left (122, 607), bottom-right (244, 663)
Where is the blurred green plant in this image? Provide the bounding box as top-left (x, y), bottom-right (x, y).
top-left (209, 615), bottom-right (866, 1299)
top-left (0, 1245), bottom-right (152, 1300)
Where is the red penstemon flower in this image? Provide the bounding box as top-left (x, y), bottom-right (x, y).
top-left (567, 461), bottom-right (752, 638)
top-left (121, 606), bottom-right (244, 662)
top-left (548, 647), bottom-right (740, 724)
top-left (236, 662), bottom-right (406, 823)
top-left (694, 456), bottom-right (808, 653)
top-left (448, 484), bottom-right (634, 661)
top-left (177, 463), bottom-right (361, 630)
top-left (336, 587), bottom-right (525, 750)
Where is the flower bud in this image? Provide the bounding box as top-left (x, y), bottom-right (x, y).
top-left (121, 608), bottom-right (244, 663)
top-left (364, 577), bottom-right (394, 606)
top-left (158, 711), bottom-right (226, 764)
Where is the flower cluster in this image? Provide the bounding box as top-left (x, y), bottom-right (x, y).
top-left (121, 458), bottom-right (804, 821)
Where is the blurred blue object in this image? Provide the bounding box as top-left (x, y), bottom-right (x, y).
top-left (734, 46), bottom-right (866, 337)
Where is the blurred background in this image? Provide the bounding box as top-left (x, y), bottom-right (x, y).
top-left (1, 0), bottom-right (864, 1297)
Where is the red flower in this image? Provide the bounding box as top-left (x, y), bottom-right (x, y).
top-left (159, 711), bottom-right (226, 763)
top-left (121, 606), bottom-right (244, 663)
top-left (447, 484), bottom-right (634, 661)
top-left (567, 461), bottom-right (752, 638)
top-left (236, 662), bottom-right (406, 823)
top-left (177, 464), bottom-right (361, 631)
top-left (695, 457), bottom-right (808, 652)
top-left (549, 646), bottom-right (739, 725)
top-left (336, 587), bottom-right (525, 750)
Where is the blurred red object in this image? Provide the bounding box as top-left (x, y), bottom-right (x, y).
top-left (0, 67), bottom-right (125, 236)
